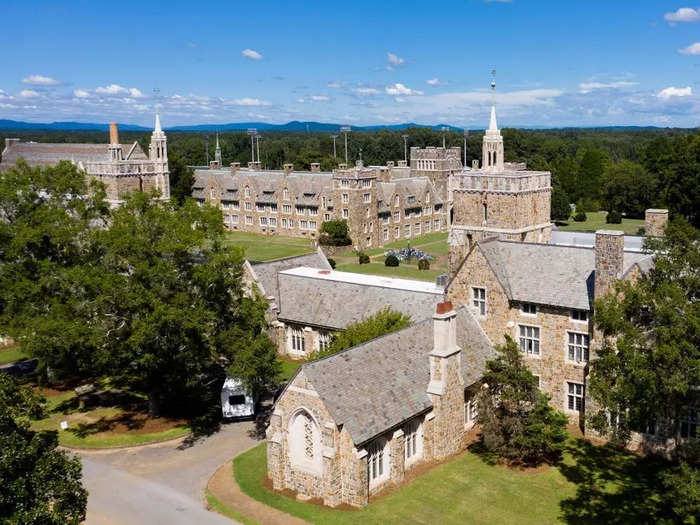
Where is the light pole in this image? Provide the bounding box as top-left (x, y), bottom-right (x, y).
top-left (341, 126), bottom-right (351, 164)
top-left (402, 134), bottom-right (408, 163)
top-left (441, 126), bottom-right (449, 149)
top-left (256, 135), bottom-right (263, 168)
top-left (247, 128), bottom-right (257, 162)
top-left (463, 129), bottom-right (469, 167)
top-left (330, 135), bottom-right (338, 159)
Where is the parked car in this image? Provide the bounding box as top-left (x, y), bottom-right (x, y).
top-left (220, 377), bottom-right (257, 418)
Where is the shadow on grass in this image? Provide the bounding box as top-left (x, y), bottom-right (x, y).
top-left (558, 438), bottom-right (672, 524)
top-left (68, 411), bottom-right (149, 438)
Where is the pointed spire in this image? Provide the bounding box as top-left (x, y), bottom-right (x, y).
top-left (488, 104), bottom-right (498, 132)
top-left (154, 108), bottom-right (162, 133)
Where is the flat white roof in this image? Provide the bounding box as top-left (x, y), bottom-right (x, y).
top-left (279, 266), bottom-right (444, 294)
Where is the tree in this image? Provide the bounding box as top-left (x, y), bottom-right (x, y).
top-left (588, 218), bottom-right (700, 448)
top-left (551, 186), bottom-right (571, 221)
top-left (0, 375), bottom-right (87, 524)
top-left (309, 307), bottom-right (411, 360)
top-left (477, 336), bottom-right (568, 466)
top-left (601, 160), bottom-right (657, 218)
top-left (577, 149), bottom-right (608, 208)
top-left (168, 150), bottom-right (195, 205)
top-left (319, 220), bottom-right (352, 246)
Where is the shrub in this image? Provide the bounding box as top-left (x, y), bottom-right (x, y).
top-left (418, 258), bottom-right (430, 270)
top-left (551, 186), bottom-right (571, 221)
top-left (319, 220), bottom-right (352, 246)
top-left (358, 252), bottom-right (370, 264)
top-left (636, 227), bottom-right (646, 236)
top-left (573, 211), bottom-right (587, 222)
top-left (327, 258), bottom-right (336, 269)
top-left (606, 210), bottom-right (622, 224)
top-left (385, 254), bottom-right (399, 267)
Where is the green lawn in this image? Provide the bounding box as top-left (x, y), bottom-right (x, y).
top-left (224, 232), bottom-right (314, 262)
top-left (278, 357), bottom-right (303, 382)
top-left (336, 262), bottom-right (442, 282)
top-left (557, 211), bottom-right (645, 235)
top-left (230, 439), bottom-right (673, 525)
top-left (0, 345), bottom-right (29, 365)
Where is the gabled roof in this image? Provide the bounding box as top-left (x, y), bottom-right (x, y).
top-left (472, 238), bottom-right (652, 310)
top-left (276, 267), bottom-right (443, 330)
top-left (0, 141), bottom-right (147, 169)
top-left (246, 249), bottom-right (331, 305)
top-left (298, 306), bottom-right (495, 445)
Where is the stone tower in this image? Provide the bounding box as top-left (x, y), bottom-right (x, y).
top-left (148, 109), bottom-right (170, 200)
top-left (447, 101), bottom-right (552, 276)
top-left (214, 132), bottom-right (222, 167)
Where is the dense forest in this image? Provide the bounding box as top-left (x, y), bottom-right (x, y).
top-left (2, 126), bottom-right (698, 226)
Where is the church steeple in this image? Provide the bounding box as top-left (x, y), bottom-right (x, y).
top-left (214, 132), bottom-right (222, 166)
top-left (149, 104), bottom-right (170, 200)
top-left (482, 72), bottom-right (504, 172)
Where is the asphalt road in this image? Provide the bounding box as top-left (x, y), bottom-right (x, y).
top-left (79, 419), bottom-right (261, 525)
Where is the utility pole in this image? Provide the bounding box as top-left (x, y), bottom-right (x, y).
top-left (331, 135), bottom-right (338, 159)
top-left (463, 129), bottom-right (469, 167)
top-left (441, 126), bottom-right (449, 149)
top-left (341, 126), bottom-right (351, 164)
top-left (247, 128), bottom-right (257, 162)
top-left (256, 134), bottom-right (261, 165)
top-left (402, 134), bottom-right (409, 163)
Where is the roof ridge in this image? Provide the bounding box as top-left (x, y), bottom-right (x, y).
top-left (278, 269), bottom-right (441, 294)
top-left (249, 250), bottom-right (317, 265)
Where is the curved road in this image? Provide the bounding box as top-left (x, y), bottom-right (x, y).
top-left (78, 420), bottom-right (261, 524)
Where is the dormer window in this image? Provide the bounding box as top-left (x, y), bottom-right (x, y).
top-left (244, 186), bottom-right (250, 198)
top-left (283, 188), bottom-right (289, 200)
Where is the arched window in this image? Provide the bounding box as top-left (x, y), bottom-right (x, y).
top-left (482, 202), bottom-right (488, 222)
top-left (288, 409), bottom-right (322, 475)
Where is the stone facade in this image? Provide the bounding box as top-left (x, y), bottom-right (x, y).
top-left (645, 209), bottom-right (669, 238)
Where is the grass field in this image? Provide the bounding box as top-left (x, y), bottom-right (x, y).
top-left (229, 439), bottom-right (672, 525)
top-left (0, 345), bottom-right (29, 365)
top-left (556, 211), bottom-right (645, 235)
top-left (278, 357), bottom-right (303, 382)
top-left (335, 262), bottom-right (441, 282)
top-left (223, 231), bottom-right (314, 262)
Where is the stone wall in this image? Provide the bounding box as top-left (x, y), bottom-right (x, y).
top-left (644, 209), bottom-right (669, 238)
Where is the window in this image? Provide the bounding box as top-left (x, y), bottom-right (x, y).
top-left (414, 223), bottom-right (421, 235)
top-left (465, 396), bottom-right (478, 425)
top-left (232, 201), bottom-right (239, 210)
top-left (341, 179), bottom-right (349, 187)
top-left (407, 195), bottom-right (416, 204)
top-left (244, 187), bottom-right (250, 197)
top-left (324, 213), bottom-right (330, 221)
top-left (296, 206), bottom-right (304, 215)
top-left (318, 331), bottom-right (331, 352)
top-left (404, 420), bottom-right (422, 463)
top-left (425, 220), bottom-right (430, 232)
top-left (210, 188), bottom-right (217, 199)
top-left (283, 204), bottom-right (292, 213)
top-left (342, 193), bottom-right (349, 203)
top-left (518, 325), bottom-right (540, 355)
top-left (393, 211), bottom-right (400, 222)
top-left (309, 207), bottom-right (318, 216)
top-left (281, 218), bottom-right (287, 228)
top-left (404, 224), bottom-right (411, 238)
top-left (363, 193), bottom-right (371, 203)
top-left (394, 226), bottom-right (400, 239)
top-left (269, 217), bottom-right (277, 227)
top-left (288, 219), bottom-right (294, 228)
top-left (343, 208), bottom-right (349, 219)
top-left (680, 410), bottom-right (697, 439)
top-left (290, 328), bottom-right (305, 353)
top-left (383, 229), bottom-right (389, 241)
top-left (368, 439), bottom-right (388, 485)
top-left (245, 215), bottom-right (253, 225)
top-left (362, 179), bottom-right (371, 188)
top-left (434, 219), bottom-right (440, 231)
top-left (482, 202), bottom-right (488, 222)
top-left (472, 287), bottom-right (486, 316)
top-left (259, 217), bottom-right (267, 226)
top-left (394, 195), bottom-right (399, 207)
top-left (300, 220), bottom-right (308, 230)
top-left (269, 204), bottom-right (277, 213)
top-left (321, 197), bottom-right (326, 208)
top-left (244, 201), bottom-right (252, 211)
top-left (309, 221), bottom-right (317, 229)
top-left (521, 303), bottom-right (537, 315)
top-left (382, 215), bottom-right (390, 225)
top-left (567, 382), bottom-right (584, 412)
top-left (289, 410), bottom-right (321, 474)
top-left (365, 208), bottom-right (370, 218)
top-left (424, 206), bottom-right (432, 215)
top-left (567, 332), bottom-right (589, 363)
top-left (229, 394), bottom-right (246, 405)
top-left (571, 310), bottom-right (588, 322)
top-left (283, 188), bottom-right (289, 200)
top-left (222, 202), bottom-right (230, 210)
top-left (231, 214), bottom-right (238, 223)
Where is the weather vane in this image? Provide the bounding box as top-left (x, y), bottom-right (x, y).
top-left (490, 70), bottom-right (496, 104)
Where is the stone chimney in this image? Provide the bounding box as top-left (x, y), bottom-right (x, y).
top-left (248, 161), bottom-right (261, 170)
top-left (108, 122), bottom-right (122, 161)
top-left (283, 163), bottom-right (294, 175)
top-left (310, 162), bottom-right (321, 172)
top-left (209, 160), bottom-right (220, 169)
top-left (594, 230), bottom-right (625, 299)
top-left (355, 159), bottom-right (364, 168)
top-left (386, 160), bottom-right (395, 168)
top-left (471, 159), bottom-right (479, 169)
top-left (230, 162), bottom-right (240, 174)
top-left (338, 162), bottom-right (348, 169)
top-left (427, 301), bottom-right (460, 396)
top-left (4, 138), bottom-right (20, 152)
top-left (397, 160), bottom-right (407, 168)
top-left (645, 209), bottom-right (669, 238)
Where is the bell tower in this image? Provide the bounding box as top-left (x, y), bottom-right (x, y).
top-left (149, 105), bottom-right (170, 200)
top-left (481, 74), bottom-right (504, 173)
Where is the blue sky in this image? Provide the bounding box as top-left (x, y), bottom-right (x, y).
top-left (0, 0), bottom-right (698, 127)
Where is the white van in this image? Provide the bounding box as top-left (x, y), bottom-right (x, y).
top-left (221, 377), bottom-right (256, 418)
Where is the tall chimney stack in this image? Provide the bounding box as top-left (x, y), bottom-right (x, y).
top-left (594, 230), bottom-right (625, 300)
top-left (109, 122), bottom-right (119, 145)
top-left (644, 209), bottom-right (669, 238)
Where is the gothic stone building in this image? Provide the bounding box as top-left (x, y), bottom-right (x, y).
top-left (0, 115), bottom-right (170, 204)
top-left (192, 155), bottom-right (454, 249)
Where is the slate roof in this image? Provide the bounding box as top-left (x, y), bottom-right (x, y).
top-left (0, 141), bottom-right (147, 169)
top-left (276, 268), bottom-right (443, 329)
top-left (474, 238), bottom-right (652, 310)
top-left (247, 249), bottom-right (331, 305)
top-left (299, 306), bottom-right (495, 445)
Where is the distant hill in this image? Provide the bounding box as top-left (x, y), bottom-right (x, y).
top-left (0, 118), bottom-right (681, 133)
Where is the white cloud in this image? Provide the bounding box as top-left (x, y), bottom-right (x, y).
top-left (426, 77), bottom-right (441, 86)
top-left (242, 48), bottom-right (263, 60)
top-left (22, 74), bottom-right (60, 86)
top-left (95, 84), bottom-right (128, 95)
top-left (385, 83), bottom-right (423, 96)
top-left (310, 95), bottom-right (329, 101)
top-left (296, 98), bottom-right (305, 103)
top-left (327, 82), bottom-right (341, 88)
top-left (657, 86), bottom-right (692, 99)
top-left (578, 81), bottom-right (638, 93)
top-left (354, 87), bottom-right (381, 96)
top-left (231, 97), bottom-right (270, 106)
top-left (73, 89), bottom-right (90, 98)
top-left (387, 52), bottom-right (404, 66)
top-left (664, 7), bottom-right (700, 23)
top-left (678, 42), bottom-right (700, 55)
top-left (129, 88), bottom-right (144, 98)
top-left (19, 89), bottom-right (39, 98)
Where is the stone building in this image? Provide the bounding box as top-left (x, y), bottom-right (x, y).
top-left (0, 113), bottom-right (170, 204)
top-left (192, 154), bottom-right (456, 249)
top-left (266, 301), bottom-right (495, 507)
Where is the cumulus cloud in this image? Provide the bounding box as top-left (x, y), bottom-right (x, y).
top-left (231, 97), bottom-right (270, 106)
top-left (310, 95), bottom-right (329, 101)
top-left (426, 77), bottom-right (444, 86)
top-left (242, 48), bottom-right (262, 60)
top-left (387, 52), bottom-right (404, 66)
top-left (22, 74), bottom-right (60, 86)
top-left (19, 89), bottom-right (39, 98)
top-left (354, 87), bottom-right (381, 96)
top-left (578, 81), bottom-right (638, 93)
top-left (73, 89), bottom-right (90, 98)
top-left (657, 86), bottom-right (693, 99)
top-left (94, 84), bottom-right (143, 97)
top-left (385, 83), bottom-right (423, 96)
top-left (678, 42), bottom-right (700, 55)
top-left (664, 7), bottom-right (700, 24)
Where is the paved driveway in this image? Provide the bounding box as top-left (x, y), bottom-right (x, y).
top-left (79, 420), bottom-right (261, 524)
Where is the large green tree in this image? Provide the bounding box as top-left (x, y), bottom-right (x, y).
top-left (0, 375), bottom-right (87, 524)
top-left (588, 217), bottom-right (700, 447)
top-left (601, 160), bottom-right (657, 218)
top-left (477, 336), bottom-right (569, 466)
